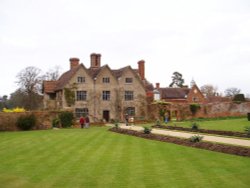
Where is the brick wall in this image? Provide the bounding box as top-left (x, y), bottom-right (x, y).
top-left (148, 102), bottom-right (250, 121)
top-left (0, 111), bottom-right (60, 131)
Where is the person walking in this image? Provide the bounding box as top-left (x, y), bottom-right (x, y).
top-left (125, 114), bottom-right (129, 126)
top-left (85, 115), bottom-right (90, 128)
top-left (79, 116), bottom-right (85, 129)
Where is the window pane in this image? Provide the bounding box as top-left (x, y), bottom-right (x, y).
top-left (125, 91), bottom-right (134, 101)
top-left (103, 77), bottom-right (110, 83)
top-left (76, 91), bottom-right (87, 101)
top-left (75, 108), bottom-right (88, 118)
top-left (125, 78), bottom-right (133, 83)
top-left (126, 107), bottom-right (135, 116)
top-left (102, 91), bottom-right (110, 101)
top-left (77, 77), bottom-right (85, 83)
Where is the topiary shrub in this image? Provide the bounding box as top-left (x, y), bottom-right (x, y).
top-left (156, 119), bottom-right (161, 126)
top-left (143, 126), bottom-right (152, 134)
top-left (59, 111), bottom-right (74, 128)
top-left (189, 135), bottom-right (203, 142)
top-left (114, 120), bottom-right (119, 128)
top-left (16, 114), bottom-right (36, 130)
top-left (191, 122), bottom-right (199, 130)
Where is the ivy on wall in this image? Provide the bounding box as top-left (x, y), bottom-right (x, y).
top-left (189, 103), bottom-right (200, 115)
top-left (64, 88), bottom-right (75, 107)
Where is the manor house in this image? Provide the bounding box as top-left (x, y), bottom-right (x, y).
top-left (43, 53), bottom-right (152, 122)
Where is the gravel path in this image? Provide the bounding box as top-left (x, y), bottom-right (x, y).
top-left (119, 125), bottom-right (250, 147)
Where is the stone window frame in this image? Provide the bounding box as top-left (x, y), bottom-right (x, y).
top-left (102, 90), bottom-right (110, 101)
top-left (77, 76), bottom-right (85, 83)
top-left (75, 108), bottom-right (88, 118)
top-left (125, 77), bottom-right (133, 84)
top-left (102, 77), bottom-right (110, 83)
top-left (126, 107), bottom-right (135, 116)
top-left (76, 90), bottom-right (87, 101)
top-left (124, 90), bottom-right (134, 101)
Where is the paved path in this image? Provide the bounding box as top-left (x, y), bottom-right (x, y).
top-left (118, 125), bottom-right (250, 147)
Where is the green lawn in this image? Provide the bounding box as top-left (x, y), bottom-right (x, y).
top-left (0, 127), bottom-right (250, 188)
top-left (171, 118), bottom-right (250, 132)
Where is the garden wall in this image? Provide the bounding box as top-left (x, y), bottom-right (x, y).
top-left (148, 102), bottom-right (250, 121)
top-left (196, 102), bottom-right (250, 118)
top-left (0, 111), bottom-right (60, 131)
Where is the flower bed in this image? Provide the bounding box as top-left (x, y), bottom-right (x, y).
top-left (109, 127), bottom-right (250, 157)
top-left (152, 125), bottom-right (248, 138)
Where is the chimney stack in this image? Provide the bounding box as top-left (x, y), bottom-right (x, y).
top-left (90, 53), bottom-right (101, 69)
top-left (138, 60), bottom-right (145, 80)
top-left (69, 58), bottom-right (80, 69)
top-left (156, 83), bottom-right (160, 89)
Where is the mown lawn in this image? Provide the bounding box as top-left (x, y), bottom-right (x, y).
top-left (173, 118), bottom-right (250, 132)
top-left (0, 127), bottom-right (250, 188)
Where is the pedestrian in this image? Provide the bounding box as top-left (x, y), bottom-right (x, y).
top-left (79, 116), bottom-right (85, 129)
top-left (85, 115), bottom-right (90, 128)
top-left (125, 114), bottom-right (129, 126)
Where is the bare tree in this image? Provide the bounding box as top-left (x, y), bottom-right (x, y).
top-left (44, 66), bottom-right (61, 81)
top-left (16, 66), bottom-right (43, 110)
top-left (16, 66), bottom-right (43, 94)
top-left (200, 84), bottom-right (218, 98)
top-left (224, 87), bottom-right (241, 98)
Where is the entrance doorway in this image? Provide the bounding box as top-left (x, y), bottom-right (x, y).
top-left (103, 110), bottom-right (110, 122)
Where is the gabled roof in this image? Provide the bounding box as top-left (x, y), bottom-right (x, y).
top-left (160, 87), bottom-right (190, 99)
top-left (55, 64), bottom-right (89, 91)
top-left (89, 64), bottom-right (117, 80)
top-left (43, 81), bottom-right (57, 93)
top-left (43, 62), bottom-right (149, 94)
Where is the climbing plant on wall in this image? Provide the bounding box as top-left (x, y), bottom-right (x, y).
top-left (189, 103), bottom-right (200, 115)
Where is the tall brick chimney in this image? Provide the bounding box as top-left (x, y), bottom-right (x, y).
top-left (69, 58), bottom-right (80, 69)
top-left (156, 83), bottom-right (160, 89)
top-left (138, 60), bottom-right (145, 80)
top-left (90, 53), bottom-right (101, 69)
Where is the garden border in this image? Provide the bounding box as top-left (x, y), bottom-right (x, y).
top-left (109, 127), bottom-right (250, 157)
top-left (152, 125), bottom-right (248, 138)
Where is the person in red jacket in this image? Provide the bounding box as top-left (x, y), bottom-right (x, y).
top-left (79, 116), bottom-right (85, 129)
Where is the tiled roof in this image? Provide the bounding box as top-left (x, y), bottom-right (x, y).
top-left (55, 64), bottom-right (88, 91)
top-left (43, 81), bottom-right (57, 93)
top-left (43, 63), bottom-right (151, 94)
top-left (160, 88), bottom-right (190, 99)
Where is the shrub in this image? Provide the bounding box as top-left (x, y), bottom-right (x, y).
top-left (191, 122), bottom-right (199, 130)
top-left (233, 94), bottom-right (246, 102)
top-left (143, 126), bottom-right (152, 134)
top-left (189, 103), bottom-right (200, 115)
top-left (244, 126), bottom-right (250, 137)
top-left (3, 107), bottom-right (26, 112)
top-left (114, 120), bottom-right (119, 128)
top-left (189, 135), bottom-right (203, 142)
top-left (16, 114), bottom-right (36, 130)
top-left (156, 119), bottom-right (161, 126)
top-left (52, 117), bottom-right (60, 128)
top-left (59, 111), bottom-right (74, 128)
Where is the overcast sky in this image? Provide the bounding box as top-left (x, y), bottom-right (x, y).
top-left (1, 0), bottom-right (250, 97)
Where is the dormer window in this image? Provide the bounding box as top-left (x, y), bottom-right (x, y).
top-left (125, 77), bottom-right (133, 83)
top-left (77, 77), bottom-right (85, 83)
